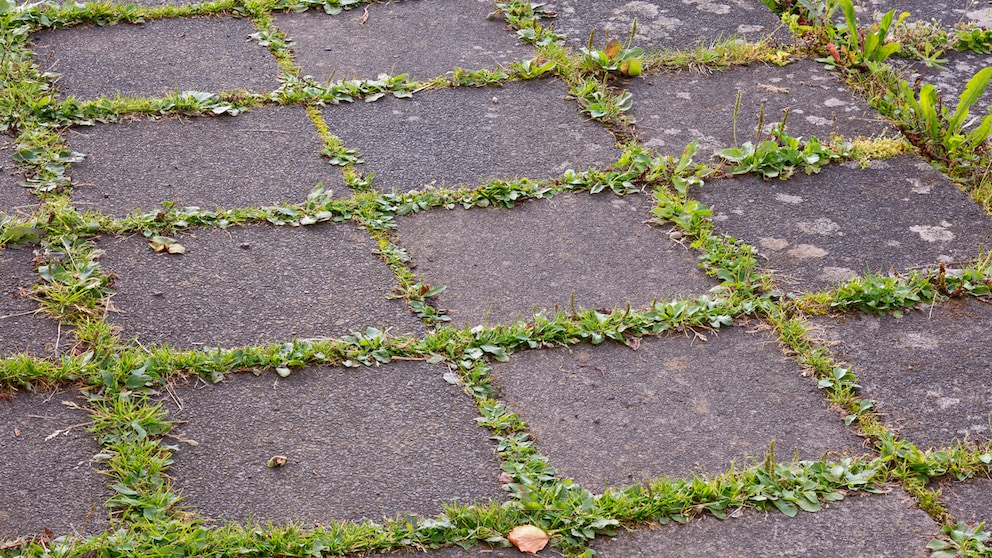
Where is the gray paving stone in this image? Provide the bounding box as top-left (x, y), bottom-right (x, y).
top-left (396, 191), bottom-right (715, 328)
top-left (0, 246), bottom-right (70, 358)
top-left (0, 390), bottom-right (109, 539)
top-left (68, 106), bottom-right (342, 217)
top-left (695, 154), bottom-right (992, 292)
top-left (98, 222), bottom-right (425, 349)
top-left (490, 327), bottom-right (865, 490)
top-left (852, 0), bottom-right (992, 26)
top-left (810, 297), bottom-right (992, 449)
top-left (1, 135), bottom-right (37, 215)
top-left (936, 476), bottom-right (992, 526)
top-left (30, 17), bottom-right (281, 100)
top-left (591, 489), bottom-right (937, 557)
top-left (275, 0), bottom-right (533, 82)
top-left (322, 79), bottom-right (620, 193)
top-left (629, 59), bottom-right (893, 159)
top-left (545, 0), bottom-right (783, 51)
top-left (164, 362), bottom-right (504, 524)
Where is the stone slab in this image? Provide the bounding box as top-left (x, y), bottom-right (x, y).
top-left (810, 297), bottom-right (992, 449)
top-left (629, 59), bottom-right (893, 158)
top-left (323, 79), bottom-right (620, 193)
top-left (696, 155), bottom-right (992, 292)
top-left (68, 106), bottom-right (342, 217)
top-left (935, 476), bottom-right (992, 526)
top-left (396, 191), bottom-right (715, 328)
top-left (895, 50), bottom-right (992, 127)
top-left (545, 0), bottom-right (783, 51)
top-left (164, 362), bottom-right (503, 524)
top-left (852, 0), bottom-right (992, 26)
top-left (592, 489), bottom-right (937, 557)
top-left (0, 246), bottom-right (69, 358)
top-left (0, 390), bottom-right (109, 539)
top-left (490, 327), bottom-right (865, 490)
top-left (98, 222), bottom-right (425, 349)
top-left (275, 0), bottom-right (533, 82)
top-left (30, 17), bottom-right (281, 100)
top-left (1, 135), bottom-right (37, 215)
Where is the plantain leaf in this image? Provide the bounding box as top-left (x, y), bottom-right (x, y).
top-left (949, 67), bottom-right (992, 133)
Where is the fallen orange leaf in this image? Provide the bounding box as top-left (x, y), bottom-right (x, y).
top-left (508, 524), bottom-right (549, 554)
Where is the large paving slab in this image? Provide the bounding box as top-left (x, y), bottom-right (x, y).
top-left (695, 155), bottom-right (992, 292)
top-left (68, 106), bottom-right (342, 217)
top-left (490, 327), bottom-right (865, 490)
top-left (1, 135), bottom-right (37, 215)
top-left (935, 477), bottom-right (992, 526)
top-left (591, 489), bottom-right (937, 557)
top-left (275, 0), bottom-right (533, 82)
top-left (1, 246), bottom-right (70, 358)
top-left (629, 59), bottom-right (893, 158)
top-left (98, 223), bottom-right (425, 349)
top-left (322, 79), bottom-right (620, 193)
top-left (0, 390), bottom-right (109, 539)
top-left (30, 17), bottom-right (281, 100)
top-left (851, 0), bottom-right (992, 26)
top-left (164, 363), bottom-right (503, 524)
top-left (810, 297), bottom-right (992, 449)
top-left (544, 0), bottom-right (783, 51)
top-left (396, 191), bottom-right (715, 328)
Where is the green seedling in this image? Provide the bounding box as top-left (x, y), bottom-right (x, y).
top-left (928, 522), bottom-right (990, 558)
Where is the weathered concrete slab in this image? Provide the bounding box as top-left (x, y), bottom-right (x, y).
top-left (98, 223), bottom-right (425, 349)
top-left (164, 363), bottom-right (503, 524)
top-left (275, 0), bottom-right (532, 82)
top-left (545, 0), bottom-right (783, 51)
top-left (0, 390), bottom-right (109, 539)
top-left (68, 106), bottom-right (342, 217)
top-left (1, 135), bottom-right (37, 215)
top-left (592, 489), bottom-right (937, 557)
top-left (30, 17), bottom-right (281, 100)
top-left (852, 0), bottom-right (992, 26)
top-left (629, 59), bottom-right (893, 158)
top-left (396, 191), bottom-right (715, 328)
top-left (810, 297), bottom-right (992, 449)
top-left (695, 155), bottom-right (992, 292)
top-left (490, 327), bottom-right (865, 490)
top-left (323, 79), bottom-right (620, 193)
top-left (0, 247), bottom-right (70, 358)
top-left (935, 477), bottom-right (992, 526)
top-left (895, 50), bottom-right (992, 126)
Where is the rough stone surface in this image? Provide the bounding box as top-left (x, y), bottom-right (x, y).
top-left (545, 0), bottom-right (783, 51)
top-left (696, 155), bottom-right (992, 292)
top-left (323, 79), bottom-right (621, 193)
top-left (98, 223), bottom-right (425, 348)
top-left (629, 59), bottom-right (893, 158)
top-left (810, 297), bottom-right (992, 449)
top-left (0, 246), bottom-right (69, 357)
top-left (276, 0), bottom-right (533, 82)
top-left (592, 489), bottom-right (937, 557)
top-left (396, 191), bottom-right (715, 328)
top-left (31, 17), bottom-right (281, 100)
top-left (935, 477), bottom-right (992, 526)
top-left (68, 106), bottom-right (342, 217)
top-left (490, 327), bottom-right (865, 490)
top-left (0, 391), bottom-right (109, 539)
top-left (0, 134), bottom-right (37, 215)
top-left (164, 363), bottom-right (504, 524)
